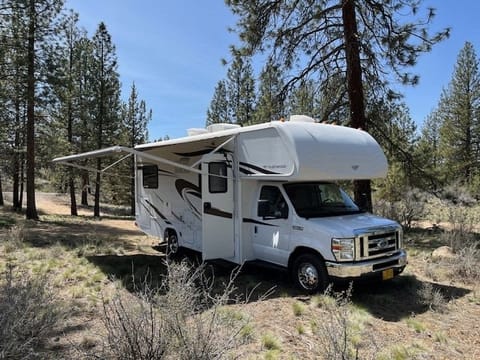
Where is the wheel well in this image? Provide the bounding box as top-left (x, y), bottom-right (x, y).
top-left (288, 246), bottom-right (324, 270)
top-left (164, 228), bottom-right (177, 240)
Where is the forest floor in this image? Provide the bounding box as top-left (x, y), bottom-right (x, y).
top-left (0, 192), bottom-right (479, 359)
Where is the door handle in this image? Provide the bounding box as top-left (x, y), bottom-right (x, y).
top-left (204, 202), bottom-right (211, 211)
top-left (254, 225), bottom-right (257, 234)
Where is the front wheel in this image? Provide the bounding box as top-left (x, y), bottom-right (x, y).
top-left (291, 253), bottom-right (329, 294)
top-left (166, 231), bottom-right (180, 257)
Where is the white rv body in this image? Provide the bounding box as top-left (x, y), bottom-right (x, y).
top-left (53, 117), bottom-right (407, 291)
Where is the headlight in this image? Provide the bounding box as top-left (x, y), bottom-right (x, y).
top-left (332, 237), bottom-right (355, 261)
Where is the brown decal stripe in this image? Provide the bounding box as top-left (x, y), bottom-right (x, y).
top-left (243, 218), bottom-right (278, 227)
top-left (145, 199), bottom-right (172, 225)
top-left (204, 207), bottom-right (232, 219)
top-left (175, 179), bottom-right (201, 198)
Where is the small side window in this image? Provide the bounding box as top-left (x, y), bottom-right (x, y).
top-left (208, 162), bottom-right (227, 193)
top-left (257, 186), bottom-right (288, 219)
top-left (142, 165), bottom-right (158, 189)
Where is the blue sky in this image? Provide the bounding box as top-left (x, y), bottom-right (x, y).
top-left (66, 0), bottom-right (480, 141)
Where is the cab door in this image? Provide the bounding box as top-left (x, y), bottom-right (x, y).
top-left (252, 185), bottom-right (292, 266)
top-left (201, 154), bottom-right (235, 260)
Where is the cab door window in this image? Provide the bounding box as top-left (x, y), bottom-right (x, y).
top-left (257, 186), bottom-right (288, 219)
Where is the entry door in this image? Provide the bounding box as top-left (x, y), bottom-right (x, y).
top-left (201, 154), bottom-right (235, 260)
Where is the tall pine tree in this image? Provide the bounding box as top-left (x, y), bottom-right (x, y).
top-left (438, 42), bottom-right (480, 188)
top-left (91, 22), bottom-right (121, 217)
top-left (124, 82), bottom-right (150, 215)
top-left (225, 53), bottom-right (256, 125)
top-left (253, 60), bottom-right (285, 123)
top-left (206, 80), bottom-right (230, 125)
top-left (227, 0), bottom-right (449, 210)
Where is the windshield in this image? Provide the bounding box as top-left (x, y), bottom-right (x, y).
top-left (284, 182), bottom-right (361, 218)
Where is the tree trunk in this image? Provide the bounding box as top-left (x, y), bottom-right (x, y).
top-left (25, 0), bottom-right (38, 220)
top-left (130, 161), bottom-right (135, 216)
top-left (69, 171), bottom-right (78, 216)
top-left (12, 98), bottom-right (21, 211)
top-left (81, 172), bottom-right (89, 206)
top-left (12, 129), bottom-right (20, 211)
top-left (342, 0), bottom-right (372, 212)
top-left (67, 78), bottom-right (78, 216)
top-left (0, 173), bottom-right (4, 206)
top-left (19, 154), bottom-right (24, 209)
top-left (94, 159), bottom-right (101, 217)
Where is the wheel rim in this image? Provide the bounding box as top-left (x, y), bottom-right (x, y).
top-left (298, 262), bottom-right (319, 290)
top-left (169, 234), bottom-right (178, 254)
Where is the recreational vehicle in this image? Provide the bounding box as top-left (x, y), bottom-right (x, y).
top-left (53, 115), bottom-right (407, 292)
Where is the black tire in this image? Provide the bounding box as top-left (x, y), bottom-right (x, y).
top-left (166, 231), bottom-right (180, 258)
top-left (291, 253), bottom-right (329, 294)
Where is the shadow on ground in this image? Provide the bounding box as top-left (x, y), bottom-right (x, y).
top-left (19, 216), bottom-right (142, 250)
top-left (350, 275), bottom-right (470, 321)
top-left (88, 246), bottom-right (471, 322)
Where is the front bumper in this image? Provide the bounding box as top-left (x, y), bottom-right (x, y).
top-left (325, 249), bottom-right (407, 279)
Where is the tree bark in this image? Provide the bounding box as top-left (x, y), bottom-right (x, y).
top-left (81, 172), bottom-right (89, 206)
top-left (0, 173), bottom-right (4, 206)
top-left (67, 60), bottom-right (78, 216)
top-left (342, 0), bottom-right (372, 212)
top-left (25, 0), bottom-right (38, 220)
top-left (94, 159), bottom-right (101, 217)
top-left (12, 125), bottom-right (20, 211)
top-left (130, 158), bottom-right (135, 216)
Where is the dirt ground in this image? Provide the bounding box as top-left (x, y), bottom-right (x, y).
top-left (1, 193), bottom-right (480, 359)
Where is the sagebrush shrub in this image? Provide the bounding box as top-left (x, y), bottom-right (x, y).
top-left (0, 264), bottom-right (63, 359)
top-left (94, 260), bottom-right (250, 360)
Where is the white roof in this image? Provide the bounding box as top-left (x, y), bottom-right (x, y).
top-left (136, 121), bottom-right (388, 181)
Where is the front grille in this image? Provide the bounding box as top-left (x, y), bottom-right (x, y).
top-left (368, 232), bottom-right (397, 256)
top-left (355, 227), bottom-right (401, 260)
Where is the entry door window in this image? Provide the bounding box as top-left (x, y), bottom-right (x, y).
top-left (208, 162), bottom-right (227, 193)
top-left (142, 165), bottom-right (158, 189)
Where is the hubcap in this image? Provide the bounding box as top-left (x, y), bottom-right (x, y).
top-left (298, 263), bottom-right (318, 290)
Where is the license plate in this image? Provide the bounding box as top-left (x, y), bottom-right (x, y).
top-left (382, 268), bottom-right (394, 280)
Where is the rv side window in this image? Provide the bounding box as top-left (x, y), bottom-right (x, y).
top-left (258, 186), bottom-right (288, 219)
top-left (208, 162), bottom-right (227, 193)
top-left (142, 165), bottom-right (158, 189)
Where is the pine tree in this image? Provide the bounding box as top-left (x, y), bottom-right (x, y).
top-left (124, 82), bottom-right (150, 215)
top-left (47, 10), bottom-right (84, 215)
top-left (206, 80), bottom-right (230, 125)
top-left (1, 0), bottom-right (29, 211)
top-left (288, 79), bottom-right (317, 117)
top-left (253, 60), bottom-right (285, 124)
top-left (227, 0), bottom-right (449, 210)
top-left (0, 0), bottom-right (65, 219)
top-left (438, 42), bottom-right (480, 187)
top-left (225, 53), bottom-right (256, 125)
top-left (91, 22), bottom-right (121, 217)
top-left (416, 109), bottom-right (442, 192)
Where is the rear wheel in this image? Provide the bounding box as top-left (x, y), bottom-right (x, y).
top-left (291, 253), bottom-right (329, 294)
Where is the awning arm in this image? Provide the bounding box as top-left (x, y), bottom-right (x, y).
top-left (53, 145), bottom-right (203, 175)
top-left (190, 135), bottom-right (236, 169)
